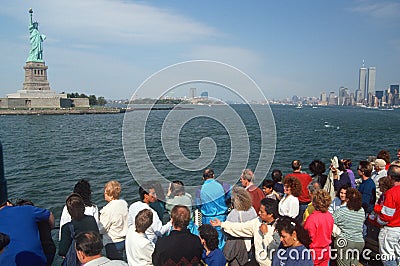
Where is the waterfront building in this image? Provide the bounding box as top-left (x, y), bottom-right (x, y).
top-left (291, 95), bottom-right (299, 104)
top-left (354, 89), bottom-right (362, 103)
top-left (389, 84), bottom-right (399, 94)
top-left (350, 92), bottom-right (356, 106)
top-left (385, 85), bottom-right (399, 106)
top-left (375, 91), bottom-right (384, 107)
top-left (328, 91), bottom-right (337, 105)
top-left (189, 88), bottom-right (197, 99)
top-left (319, 92), bottom-right (327, 105)
top-left (200, 91), bottom-right (208, 98)
top-left (338, 87), bottom-right (351, 106)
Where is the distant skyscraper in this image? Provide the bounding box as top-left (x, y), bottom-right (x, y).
top-left (389, 84), bottom-right (400, 106)
top-left (350, 92), bottom-right (356, 106)
top-left (375, 91), bottom-right (384, 100)
top-left (338, 87), bottom-right (349, 105)
top-left (355, 89), bottom-right (363, 102)
top-left (358, 65), bottom-right (367, 102)
top-left (328, 92), bottom-right (337, 105)
top-left (390, 84), bottom-right (399, 94)
top-left (367, 67), bottom-right (376, 103)
top-left (189, 87), bottom-right (197, 99)
top-left (320, 92), bottom-right (327, 105)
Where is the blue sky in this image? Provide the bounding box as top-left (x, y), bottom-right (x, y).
top-left (0, 0), bottom-right (399, 101)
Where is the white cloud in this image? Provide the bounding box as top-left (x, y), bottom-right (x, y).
top-left (3, 0), bottom-right (219, 46)
top-left (349, 0), bottom-right (400, 19)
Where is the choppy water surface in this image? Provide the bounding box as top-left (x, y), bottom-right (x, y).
top-left (0, 105), bottom-right (399, 219)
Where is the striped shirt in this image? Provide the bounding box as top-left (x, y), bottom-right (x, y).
top-left (333, 206), bottom-right (365, 242)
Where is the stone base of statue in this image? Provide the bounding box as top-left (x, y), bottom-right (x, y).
top-left (0, 61), bottom-right (67, 108)
top-left (0, 60), bottom-right (89, 109)
top-left (23, 61), bottom-right (51, 91)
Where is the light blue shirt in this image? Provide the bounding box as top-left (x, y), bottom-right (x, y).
top-left (196, 179), bottom-right (228, 217)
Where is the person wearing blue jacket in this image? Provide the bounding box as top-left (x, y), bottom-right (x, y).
top-left (357, 161), bottom-right (376, 214)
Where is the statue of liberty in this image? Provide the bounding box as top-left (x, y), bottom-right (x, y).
top-left (26, 8), bottom-right (46, 62)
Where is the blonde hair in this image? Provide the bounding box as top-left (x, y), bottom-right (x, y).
top-left (104, 180), bottom-right (121, 200)
top-left (231, 186), bottom-right (253, 211)
top-left (312, 190), bottom-right (332, 212)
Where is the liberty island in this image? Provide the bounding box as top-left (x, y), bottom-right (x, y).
top-left (0, 9), bottom-right (122, 114)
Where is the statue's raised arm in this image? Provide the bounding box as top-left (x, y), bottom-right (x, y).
top-left (26, 8), bottom-right (46, 63)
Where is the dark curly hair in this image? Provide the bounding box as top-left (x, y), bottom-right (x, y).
top-left (199, 224), bottom-right (219, 251)
top-left (276, 216), bottom-right (311, 248)
top-left (309, 160), bottom-right (326, 175)
top-left (284, 176), bottom-right (302, 197)
top-left (74, 179), bottom-right (94, 207)
top-left (377, 150), bottom-right (391, 164)
top-left (336, 184), bottom-right (350, 198)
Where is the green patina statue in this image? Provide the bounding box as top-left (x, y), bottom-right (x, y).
top-left (26, 8), bottom-right (46, 63)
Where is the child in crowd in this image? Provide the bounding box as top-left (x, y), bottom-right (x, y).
top-left (262, 179), bottom-right (279, 200)
top-left (198, 224), bottom-right (226, 266)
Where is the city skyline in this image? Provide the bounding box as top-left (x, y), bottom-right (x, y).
top-left (0, 1), bottom-right (399, 101)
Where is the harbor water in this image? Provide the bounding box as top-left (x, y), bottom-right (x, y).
top-left (1, 105), bottom-right (399, 217)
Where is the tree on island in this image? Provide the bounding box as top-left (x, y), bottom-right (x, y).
top-left (66, 92), bottom-right (107, 106)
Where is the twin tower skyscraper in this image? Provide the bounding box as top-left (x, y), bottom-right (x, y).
top-left (357, 60), bottom-right (376, 105)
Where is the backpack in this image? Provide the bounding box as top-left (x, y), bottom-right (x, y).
top-left (61, 223), bottom-right (79, 266)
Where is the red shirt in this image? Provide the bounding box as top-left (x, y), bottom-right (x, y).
top-left (246, 184), bottom-right (265, 213)
top-left (304, 210), bottom-right (333, 265)
top-left (285, 172), bottom-right (312, 203)
top-left (379, 185), bottom-right (400, 227)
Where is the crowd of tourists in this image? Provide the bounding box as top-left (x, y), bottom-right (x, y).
top-left (0, 148), bottom-right (400, 266)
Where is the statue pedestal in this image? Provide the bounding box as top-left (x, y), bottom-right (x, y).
top-left (23, 61), bottom-right (50, 91)
top-left (1, 61), bottom-right (68, 109)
